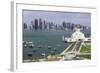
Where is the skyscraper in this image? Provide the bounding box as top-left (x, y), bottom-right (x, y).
top-left (23, 23), bottom-right (27, 29)
top-left (39, 18), bottom-right (42, 30)
top-left (31, 21), bottom-right (35, 30)
top-left (34, 19), bottom-right (38, 30)
top-left (43, 20), bottom-right (47, 30)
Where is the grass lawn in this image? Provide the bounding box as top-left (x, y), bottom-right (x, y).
top-left (76, 55), bottom-right (91, 59)
top-left (80, 45), bottom-right (91, 53)
top-left (77, 45), bottom-right (91, 59)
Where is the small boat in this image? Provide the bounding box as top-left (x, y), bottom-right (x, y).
top-left (27, 54), bottom-right (33, 57)
top-left (47, 46), bottom-right (52, 49)
top-left (38, 45), bottom-right (42, 48)
top-left (23, 41), bottom-right (34, 48)
top-left (41, 53), bottom-right (46, 56)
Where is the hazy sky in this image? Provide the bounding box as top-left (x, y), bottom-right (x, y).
top-left (22, 10), bottom-right (91, 27)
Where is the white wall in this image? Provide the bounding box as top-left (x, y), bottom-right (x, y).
top-left (0, 0), bottom-right (100, 73)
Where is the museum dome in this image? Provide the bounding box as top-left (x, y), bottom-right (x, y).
top-left (71, 28), bottom-right (85, 41)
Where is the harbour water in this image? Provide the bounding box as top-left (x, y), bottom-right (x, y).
top-left (23, 29), bottom-right (90, 61)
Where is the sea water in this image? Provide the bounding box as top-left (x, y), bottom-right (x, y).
top-left (23, 29), bottom-right (90, 60)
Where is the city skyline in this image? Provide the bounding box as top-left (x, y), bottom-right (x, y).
top-left (23, 10), bottom-right (91, 27)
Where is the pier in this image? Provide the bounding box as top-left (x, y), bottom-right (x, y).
top-left (60, 40), bottom-right (83, 60)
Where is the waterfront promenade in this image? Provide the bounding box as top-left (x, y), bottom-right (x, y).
top-left (60, 40), bottom-right (83, 60)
